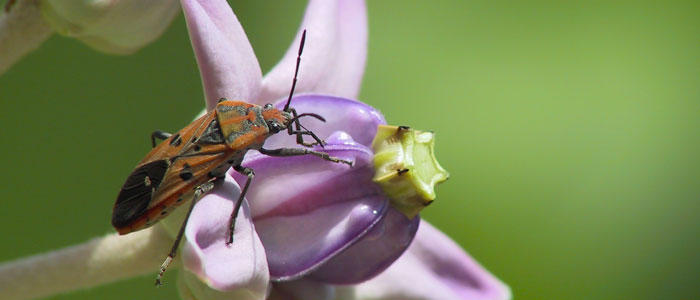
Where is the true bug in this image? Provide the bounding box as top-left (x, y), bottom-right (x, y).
top-left (111, 31), bottom-right (351, 285)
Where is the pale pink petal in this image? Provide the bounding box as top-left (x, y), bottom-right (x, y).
top-left (259, 0), bottom-right (368, 104)
top-left (182, 175), bottom-right (269, 293)
top-left (337, 221), bottom-right (511, 300)
top-left (178, 270), bottom-right (267, 300)
top-left (181, 0), bottom-right (263, 110)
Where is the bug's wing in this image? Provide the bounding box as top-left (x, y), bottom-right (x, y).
top-left (112, 111), bottom-right (231, 234)
top-left (112, 160), bottom-right (169, 229)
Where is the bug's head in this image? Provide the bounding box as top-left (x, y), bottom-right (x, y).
top-left (261, 102), bottom-right (327, 146)
top-left (261, 103), bottom-right (291, 134)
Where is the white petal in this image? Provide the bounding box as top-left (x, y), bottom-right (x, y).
top-left (41, 0), bottom-right (180, 54)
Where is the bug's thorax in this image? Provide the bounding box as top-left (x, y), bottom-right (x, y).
top-left (214, 100), bottom-right (291, 150)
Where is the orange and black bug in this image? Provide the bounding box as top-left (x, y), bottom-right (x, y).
top-left (111, 31), bottom-right (351, 285)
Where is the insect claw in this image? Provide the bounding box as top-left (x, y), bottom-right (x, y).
top-left (312, 136), bottom-right (325, 148)
top-left (300, 139), bottom-right (325, 148)
top-left (330, 156), bottom-right (353, 167)
top-left (227, 225), bottom-right (235, 245)
top-left (155, 255), bottom-right (173, 286)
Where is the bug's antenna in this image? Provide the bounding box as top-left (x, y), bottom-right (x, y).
top-left (283, 30), bottom-right (306, 112)
top-left (290, 112), bottom-right (326, 124)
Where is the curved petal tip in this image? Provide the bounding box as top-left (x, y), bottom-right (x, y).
top-left (181, 0), bottom-right (263, 109)
top-left (260, 0), bottom-right (368, 103)
top-left (346, 220), bottom-right (511, 300)
top-left (182, 175), bottom-right (269, 293)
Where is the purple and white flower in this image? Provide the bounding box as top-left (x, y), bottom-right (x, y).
top-left (172, 0), bottom-right (511, 299)
top-left (0, 1), bottom-right (510, 299)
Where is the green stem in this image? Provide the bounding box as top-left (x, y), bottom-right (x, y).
top-left (0, 226), bottom-right (174, 300)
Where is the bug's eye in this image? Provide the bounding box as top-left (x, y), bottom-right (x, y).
top-left (264, 103), bottom-right (274, 109)
top-left (268, 121), bottom-right (281, 133)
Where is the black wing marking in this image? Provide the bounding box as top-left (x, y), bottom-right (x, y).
top-left (112, 160), bottom-right (169, 228)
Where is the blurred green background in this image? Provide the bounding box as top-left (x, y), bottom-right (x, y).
top-left (1, 0), bottom-right (699, 299)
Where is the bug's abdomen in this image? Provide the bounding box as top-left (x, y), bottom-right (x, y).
top-left (112, 160), bottom-right (169, 229)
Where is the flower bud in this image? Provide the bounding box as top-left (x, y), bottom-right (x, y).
top-left (40, 0), bottom-right (179, 54)
top-left (372, 125), bottom-right (449, 219)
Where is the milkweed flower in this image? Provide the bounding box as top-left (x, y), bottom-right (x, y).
top-left (0, 1), bottom-right (510, 300)
top-left (168, 0), bottom-right (511, 299)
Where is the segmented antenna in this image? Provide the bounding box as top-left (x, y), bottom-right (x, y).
top-left (283, 30), bottom-right (306, 112)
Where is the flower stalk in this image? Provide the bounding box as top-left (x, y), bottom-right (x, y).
top-left (0, 226), bottom-right (173, 300)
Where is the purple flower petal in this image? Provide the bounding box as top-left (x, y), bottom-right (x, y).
top-left (181, 0), bottom-right (262, 110)
top-left (182, 175), bottom-right (269, 293)
top-left (259, 0), bottom-right (368, 103)
top-left (340, 220), bottom-right (512, 300)
top-left (233, 133), bottom-right (388, 281)
top-left (263, 94), bottom-right (386, 149)
top-left (308, 207), bottom-right (419, 284)
top-left (268, 279), bottom-right (335, 300)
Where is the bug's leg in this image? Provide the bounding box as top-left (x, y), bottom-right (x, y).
top-left (151, 130), bottom-right (172, 148)
top-left (287, 108), bottom-right (324, 148)
top-left (155, 181), bottom-right (214, 286)
top-left (259, 148), bottom-right (353, 167)
top-left (289, 130), bottom-right (325, 147)
top-left (290, 108), bottom-right (312, 146)
top-left (228, 165), bottom-right (254, 245)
